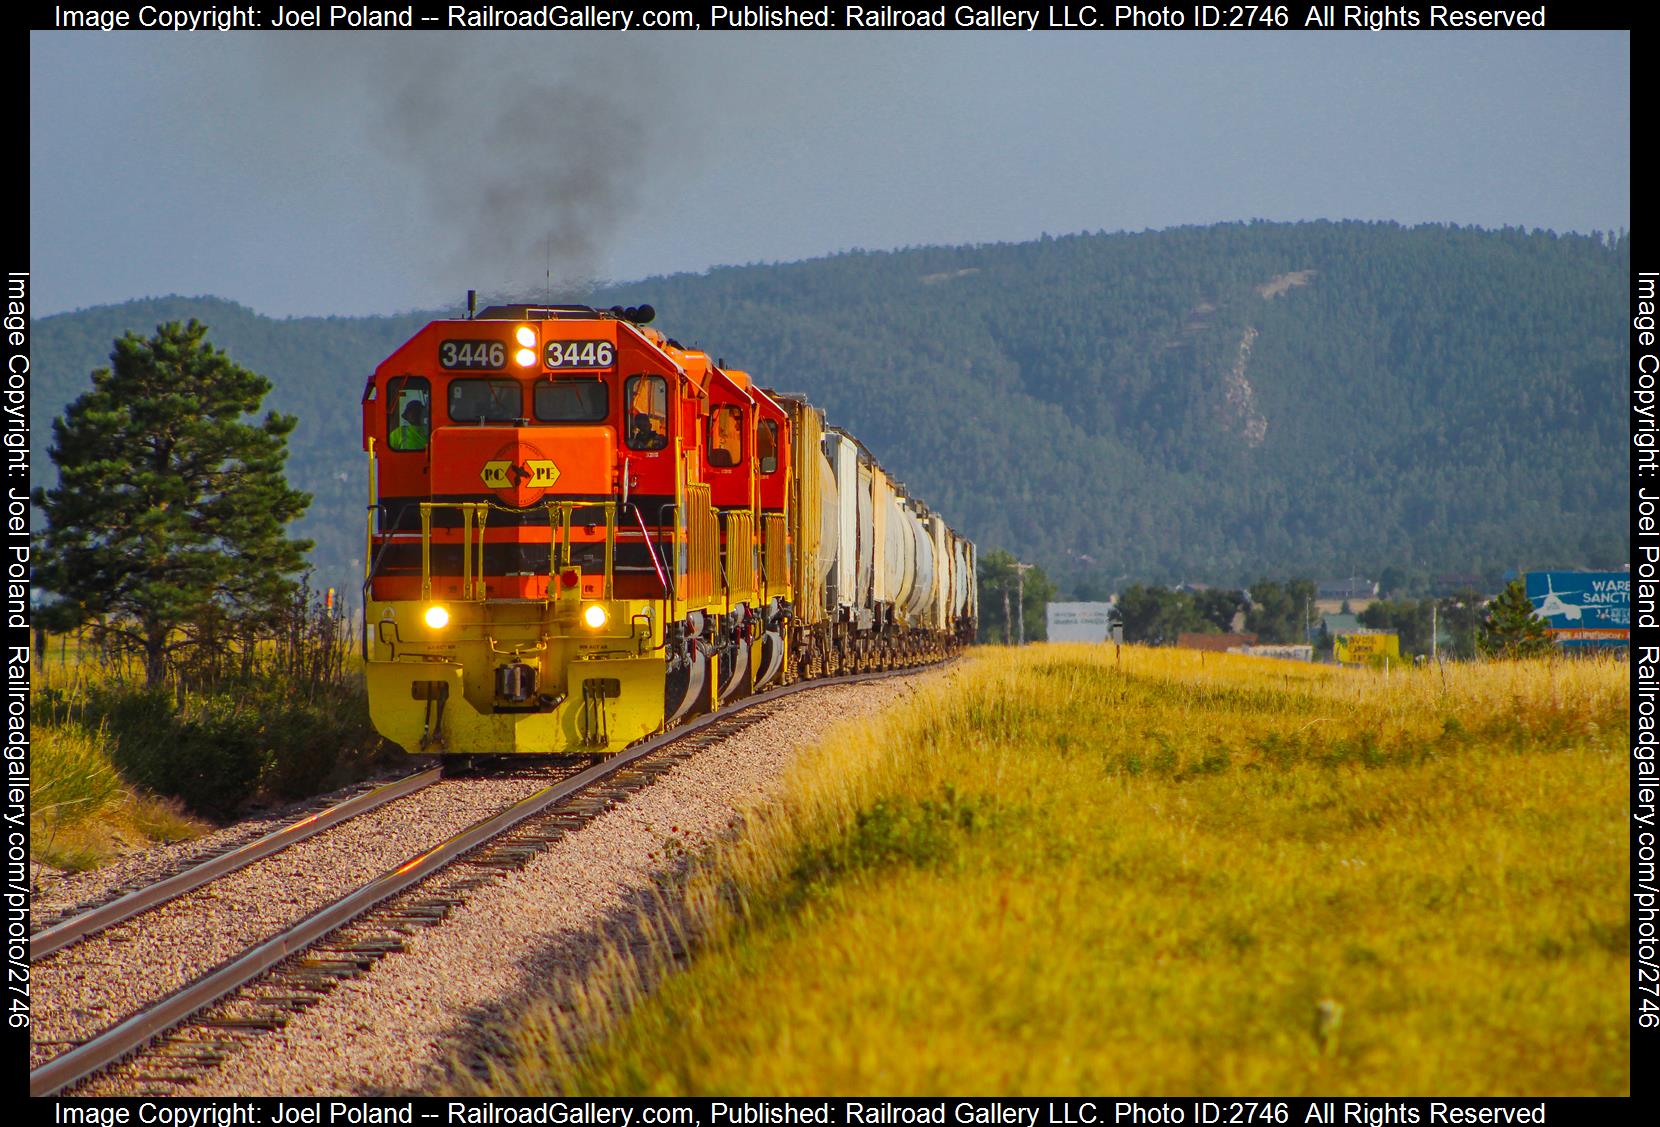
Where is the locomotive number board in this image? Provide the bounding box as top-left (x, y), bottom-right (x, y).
top-left (544, 340), bottom-right (616, 369)
top-left (439, 340), bottom-right (506, 370)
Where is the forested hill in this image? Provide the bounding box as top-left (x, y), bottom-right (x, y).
top-left (32, 221), bottom-right (1628, 595)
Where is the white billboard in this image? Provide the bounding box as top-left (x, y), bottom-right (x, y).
top-left (1046, 601), bottom-right (1116, 643)
top-left (1232, 644), bottom-right (1314, 662)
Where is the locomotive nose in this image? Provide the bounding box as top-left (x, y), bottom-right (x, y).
top-left (429, 425), bottom-right (616, 507)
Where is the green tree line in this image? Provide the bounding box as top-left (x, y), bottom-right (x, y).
top-left (33, 221), bottom-right (1629, 597)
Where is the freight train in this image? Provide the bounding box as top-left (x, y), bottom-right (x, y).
top-left (360, 302), bottom-right (976, 760)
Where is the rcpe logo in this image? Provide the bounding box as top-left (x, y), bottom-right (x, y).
top-left (480, 441), bottom-right (560, 506)
top-left (480, 459), bottom-right (560, 491)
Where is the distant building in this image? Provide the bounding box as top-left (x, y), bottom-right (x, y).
top-left (1317, 578), bottom-right (1378, 601)
top-left (1045, 601), bottom-right (1117, 643)
top-left (1178, 632), bottom-right (1258, 652)
top-left (1319, 613), bottom-right (1362, 639)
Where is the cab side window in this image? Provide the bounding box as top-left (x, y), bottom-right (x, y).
top-left (625, 374), bottom-right (668, 451)
top-left (708, 405), bottom-right (743, 468)
top-left (386, 377), bottom-right (431, 452)
top-left (757, 419), bottom-right (779, 474)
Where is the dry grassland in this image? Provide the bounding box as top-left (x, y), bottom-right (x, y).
top-left (487, 646), bottom-right (1628, 1095)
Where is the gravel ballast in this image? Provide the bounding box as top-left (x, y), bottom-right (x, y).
top-left (32, 774), bottom-right (560, 1071)
top-left (73, 672), bottom-right (942, 1095)
top-left (31, 768), bottom-right (416, 929)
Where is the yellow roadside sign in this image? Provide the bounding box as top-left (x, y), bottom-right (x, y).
top-left (1335, 632), bottom-right (1400, 665)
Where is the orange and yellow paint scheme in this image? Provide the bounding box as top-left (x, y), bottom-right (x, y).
top-left (360, 304), bottom-right (797, 758)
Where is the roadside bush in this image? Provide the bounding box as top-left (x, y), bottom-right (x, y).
top-left (61, 685), bottom-right (267, 819)
top-left (250, 676), bottom-right (384, 801)
top-left (34, 591), bottom-right (393, 821)
top-left (34, 627), bottom-right (396, 819)
top-left (50, 675), bottom-right (387, 819)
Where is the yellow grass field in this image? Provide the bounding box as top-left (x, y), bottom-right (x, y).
top-left (489, 646), bottom-right (1629, 1097)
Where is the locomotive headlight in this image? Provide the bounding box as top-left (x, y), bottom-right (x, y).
top-left (582, 604), bottom-right (608, 629)
top-left (424, 604), bottom-right (451, 630)
top-left (514, 347), bottom-right (537, 368)
top-left (514, 325), bottom-right (537, 348)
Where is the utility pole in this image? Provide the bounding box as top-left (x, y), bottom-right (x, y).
top-left (1014, 562), bottom-right (1036, 646)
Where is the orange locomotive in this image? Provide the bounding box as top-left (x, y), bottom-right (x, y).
top-left (361, 302), bottom-right (976, 760)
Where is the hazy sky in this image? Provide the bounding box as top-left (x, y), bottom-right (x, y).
top-left (30, 30), bottom-right (1630, 319)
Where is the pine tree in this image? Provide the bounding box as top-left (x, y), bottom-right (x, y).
top-left (1476, 579), bottom-right (1553, 660)
top-left (33, 321), bottom-right (312, 685)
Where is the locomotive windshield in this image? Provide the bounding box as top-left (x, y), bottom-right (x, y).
top-left (449, 378), bottom-right (522, 424)
top-left (534, 380), bottom-right (608, 423)
top-left (624, 374), bottom-right (668, 451)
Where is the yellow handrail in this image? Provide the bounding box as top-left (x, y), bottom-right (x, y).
top-left (413, 499), bottom-right (615, 603)
top-left (420, 505), bottom-right (433, 602)
top-left (365, 438), bottom-right (377, 582)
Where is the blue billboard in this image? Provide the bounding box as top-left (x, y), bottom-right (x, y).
top-left (1524, 571), bottom-right (1629, 649)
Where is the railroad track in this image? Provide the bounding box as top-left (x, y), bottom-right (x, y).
top-left (30, 663), bottom-right (940, 1097)
top-left (31, 768), bottom-right (443, 960)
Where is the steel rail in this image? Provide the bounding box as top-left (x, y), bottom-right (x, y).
top-left (30, 767), bottom-right (444, 962)
top-left (29, 661), bottom-right (943, 1097)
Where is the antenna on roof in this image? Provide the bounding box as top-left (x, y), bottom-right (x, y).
top-left (466, 290), bottom-right (476, 320)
